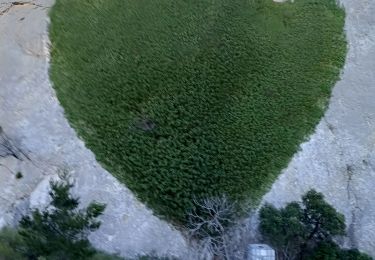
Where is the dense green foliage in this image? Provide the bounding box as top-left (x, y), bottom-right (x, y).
top-left (259, 190), bottom-right (371, 260)
top-left (18, 174), bottom-right (106, 259)
top-left (307, 241), bottom-right (372, 260)
top-left (134, 256), bottom-right (176, 260)
top-left (0, 228), bottom-right (123, 260)
top-left (0, 228), bottom-right (25, 260)
top-left (50, 0), bottom-right (346, 222)
top-left (92, 252), bottom-right (124, 260)
top-left (0, 227), bottom-right (169, 260)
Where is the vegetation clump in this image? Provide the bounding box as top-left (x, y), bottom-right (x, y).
top-left (0, 173), bottom-right (107, 260)
top-left (259, 190), bottom-right (372, 260)
top-left (50, 0), bottom-right (347, 222)
top-left (15, 171), bottom-right (23, 179)
top-left (0, 173), bottom-right (174, 260)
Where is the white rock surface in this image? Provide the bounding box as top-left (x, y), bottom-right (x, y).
top-left (0, 0), bottom-right (189, 258)
top-left (1, 0), bottom-right (375, 258)
top-left (262, 0), bottom-right (375, 256)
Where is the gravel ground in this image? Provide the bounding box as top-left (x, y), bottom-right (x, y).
top-left (0, 0), bottom-right (189, 258)
top-left (262, 0), bottom-right (375, 256)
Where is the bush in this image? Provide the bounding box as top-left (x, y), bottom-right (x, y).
top-left (259, 190), bottom-right (371, 260)
top-left (18, 172), bottom-right (106, 259)
top-left (0, 229), bottom-right (124, 260)
top-left (92, 251), bottom-right (124, 260)
top-left (15, 171), bottom-right (23, 179)
top-left (307, 241), bottom-right (372, 260)
top-left (0, 228), bottom-right (24, 260)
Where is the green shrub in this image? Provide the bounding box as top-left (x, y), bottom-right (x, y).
top-left (0, 228), bottom-right (24, 260)
top-left (18, 173), bottom-right (106, 259)
top-left (259, 190), bottom-right (371, 260)
top-left (15, 172), bottom-right (23, 179)
top-left (134, 256), bottom-right (176, 260)
top-left (307, 241), bottom-right (372, 260)
top-left (92, 251), bottom-right (124, 260)
top-left (50, 0), bottom-right (346, 222)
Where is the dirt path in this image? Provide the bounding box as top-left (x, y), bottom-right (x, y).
top-left (0, 0), bottom-right (188, 258)
top-left (262, 0), bottom-right (375, 256)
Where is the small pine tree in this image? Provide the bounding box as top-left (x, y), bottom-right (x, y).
top-left (259, 189), bottom-right (370, 260)
top-left (259, 201), bottom-right (306, 258)
top-left (301, 190), bottom-right (345, 242)
top-left (18, 172), bottom-right (106, 259)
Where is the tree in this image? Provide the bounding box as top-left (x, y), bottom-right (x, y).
top-left (259, 202), bottom-right (306, 259)
top-left (259, 189), bottom-right (352, 260)
top-left (299, 190), bottom-right (345, 256)
top-left (186, 196), bottom-right (237, 259)
top-left (18, 172), bottom-right (106, 259)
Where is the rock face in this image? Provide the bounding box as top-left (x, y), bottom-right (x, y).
top-left (0, 0), bottom-right (189, 258)
top-left (1, 0), bottom-right (375, 258)
top-left (262, 0), bottom-right (375, 256)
